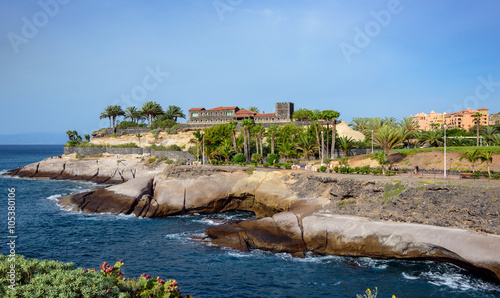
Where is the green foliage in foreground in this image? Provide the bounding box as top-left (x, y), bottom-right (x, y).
top-left (67, 142), bottom-right (140, 148)
top-left (0, 255), bottom-right (190, 298)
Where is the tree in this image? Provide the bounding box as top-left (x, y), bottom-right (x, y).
top-left (338, 136), bottom-right (355, 157)
top-left (295, 133), bottom-right (317, 161)
top-left (430, 122), bottom-right (440, 130)
top-left (84, 134), bottom-right (91, 142)
top-left (311, 111), bottom-right (321, 150)
top-left (242, 119), bottom-right (254, 163)
top-left (216, 139), bottom-right (235, 162)
top-left (228, 120), bottom-right (238, 153)
top-left (473, 112), bottom-right (482, 146)
top-left (164, 105), bottom-right (186, 121)
top-left (349, 117), bottom-right (370, 134)
top-left (248, 106), bottom-right (260, 113)
top-left (459, 149), bottom-right (484, 174)
top-left (100, 106), bottom-right (113, 128)
top-left (479, 150), bottom-right (494, 179)
top-left (136, 133), bottom-right (142, 147)
top-left (277, 140), bottom-right (296, 163)
top-left (267, 125), bottom-right (278, 154)
top-left (107, 105), bottom-right (125, 129)
top-left (292, 108), bottom-right (313, 121)
top-left (482, 126), bottom-right (497, 145)
top-left (400, 116), bottom-right (420, 148)
top-left (492, 134), bottom-right (500, 146)
top-left (140, 101), bottom-right (163, 128)
top-left (125, 106), bottom-right (141, 123)
top-left (418, 130), bottom-right (443, 147)
top-left (373, 124), bottom-right (405, 155)
top-left (189, 130), bottom-right (204, 160)
top-left (253, 123), bottom-right (265, 156)
top-left (371, 152), bottom-right (390, 175)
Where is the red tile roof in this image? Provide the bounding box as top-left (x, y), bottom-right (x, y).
top-left (255, 113), bottom-right (276, 117)
top-left (188, 107), bottom-right (205, 111)
top-left (234, 109), bottom-right (258, 116)
top-left (206, 106), bottom-right (238, 111)
top-left (478, 108), bottom-right (489, 111)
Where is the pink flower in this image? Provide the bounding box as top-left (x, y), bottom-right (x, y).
top-left (142, 273), bottom-right (146, 277)
top-left (146, 275), bottom-right (150, 279)
top-left (157, 286), bottom-right (160, 290)
top-left (84, 269), bottom-right (88, 273)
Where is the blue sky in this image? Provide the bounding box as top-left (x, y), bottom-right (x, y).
top-left (1, 0), bottom-right (500, 142)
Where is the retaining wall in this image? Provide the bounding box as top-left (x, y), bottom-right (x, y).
top-left (64, 147), bottom-right (194, 161)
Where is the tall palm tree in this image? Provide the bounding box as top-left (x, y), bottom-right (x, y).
top-left (473, 112), bottom-right (482, 146)
top-left (400, 116), bottom-right (420, 148)
top-left (228, 120), bottom-right (238, 152)
top-left (248, 106), bottom-right (260, 113)
top-left (311, 112), bottom-right (321, 149)
top-left (100, 106), bottom-right (113, 128)
top-left (373, 124), bottom-right (405, 155)
top-left (459, 149), bottom-right (484, 174)
top-left (383, 117), bottom-right (398, 128)
top-left (189, 130), bottom-right (204, 160)
top-left (106, 105), bottom-right (125, 129)
top-left (295, 133), bottom-right (317, 161)
top-left (479, 150), bottom-right (494, 179)
top-left (164, 105), bottom-right (186, 121)
top-left (125, 106), bottom-right (141, 123)
top-left (349, 117), bottom-right (370, 133)
top-left (268, 125), bottom-right (278, 154)
top-left (371, 152), bottom-right (390, 175)
top-left (140, 101), bottom-right (163, 128)
top-left (321, 110), bottom-right (340, 159)
top-left (253, 123), bottom-right (265, 155)
top-left (242, 119), bottom-right (254, 162)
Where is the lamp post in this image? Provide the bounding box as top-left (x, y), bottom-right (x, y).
top-left (321, 130), bottom-right (324, 165)
top-left (202, 131), bottom-right (205, 165)
top-left (371, 130), bottom-right (374, 154)
top-left (443, 124), bottom-right (447, 178)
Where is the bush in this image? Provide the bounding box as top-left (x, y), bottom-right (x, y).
top-left (263, 163), bottom-right (269, 168)
top-left (323, 157), bottom-right (332, 164)
top-left (354, 166), bottom-right (361, 174)
top-left (111, 142), bottom-right (140, 148)
top-left (267, 153), bottom-right (279, 164)
top-left (116, 121), bottom-right (147, 129)
top-left (152, 119), bottom-right (177, 130)
top-left (319, 165), bottom-right (327, 172)
top-left (251, 153), bottom-right (262, 164)
top-left (284, 163), bottom-right (292, 170)
top-left (0, 255), bottom-right (189, 297)
top-left (372, 167), bottom-right (383, 175)
top-left (233, 153), bottom-right (245, 163)
top-left (333, 166), bottom-right (339, 173)
top-left (361, 166), bottom-right (371, 175)
top-left (493, 173), bottom-right (500, 180)
top-left (150, 144), bottom-right (181, 151)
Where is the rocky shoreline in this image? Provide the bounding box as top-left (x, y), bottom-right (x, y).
top-left (3, 158), bottom-right (500, 282)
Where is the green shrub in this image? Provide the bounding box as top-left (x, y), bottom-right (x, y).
top-left (244, 166), bottom-right (255, 175)
top-left (323, 157), bottom-right (332, 164)
top-left (263, 163), bottom-right (269, 168)
top-left (0, 255), bottom-right (189, 297)
top-left (284, 163), bottom-right (292, 170)
top-left (361, 166), bottom-right (371, 175)
top-left (150, 144), bottom-right (181, 151)
top-left (116, 121), bottom-right (147, 129)
top-left (319, 165), bottom-right (327, 172)
top-left (493, 173), bottom-right (500, 180)
top-left (152, 119), bottom-right (177, 130)
top-left (372, 167), bottom-right (383, 175)
top-left (75, 153), bottom-right (84, 160)
top-left (233, 153), bottom-right (245, 163)
top-left (111, 142), bottom-right (140, 148)
top-left (333, 166), bottom-right (339, 173)
top-left (251, 153), bottom-right (262, 164)
top-left (267, 153), bottom-right (279, 164)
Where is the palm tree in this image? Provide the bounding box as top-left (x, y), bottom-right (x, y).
top-left (320, 110), bottom-right (340, 159)
top-left (277, 140), bottom-right (296, 163)
top-left (459, 149), bottom-right (484, 174)
top-left (189, 130), bottom-right (204, 160)
top-left (473, 112), bottom-right (482, 146)
top-left (383, 117), bottom-right (398, 128)
top-left (479, 150), bottom-right (494, 179)
top-left (450, 137), bottom-right (472, 147)
top-left (100, 106), bottom-right (113, 128)
top-left (311, 112), bottom-right (321, 149)
top-left (400, 116), bottom-right (420, 148)
top-left (164, 105), bottom-right (186, 121)
top-left (371, 152), bottom-right (390, 175)
top-left (430, 122), bottom-right (440, 130)
top-left (107, 105), bottom-right (125, 129)
top-left (295, 134), bottom-right (317, 161)
top-left (349, 117), bottom-right (370, 133)
top-left (228, 120), bottom-right (238, 152)
top-left (482, 126), bottom-right (497, 145)
top-left (253, 123), bottom-right (265, 155)
top-left (268, 125), bottom-right (278, 154)
top-left (140, 101), bottom-right (163, 128)
top-left (418, 130), bottom-right (443, 147)
top-left (248, 106), bottom-right (260, 113)
top-left (216, 139), bottom-right (235, 162)
top-left (492, 134), bottom-right (500, 146)
top-left (242, 119), bottom-right (254, 162)
top-left (338, 136), bottom-right (355, 157)
top-left (373, 124), bottom-right (405, 155)
top-left (125, 106), bottom-right (141, 123)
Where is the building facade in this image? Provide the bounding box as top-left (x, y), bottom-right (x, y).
top-left (411, 108), bottom-right (490, 131)
top-left (188, 102), bottom-right (294, 125)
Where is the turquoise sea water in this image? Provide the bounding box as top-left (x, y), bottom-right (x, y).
top-left (1, 145), bottom-right (499, 297)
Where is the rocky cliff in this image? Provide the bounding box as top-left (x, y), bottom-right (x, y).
top-left (4, 161), bottom-right (500, 282)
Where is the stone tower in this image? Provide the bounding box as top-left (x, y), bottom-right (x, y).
top-left (275, 102), bottom-right (294, 121)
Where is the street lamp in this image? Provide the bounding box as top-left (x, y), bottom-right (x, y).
top-left (321, 130), bottom-right (324, 165)
top-left (371, 130), bottom-right (374, 154)
top-left (202, 131), bottom-right (205, 165)
top-left (443, 124), bottom-right (447, 178)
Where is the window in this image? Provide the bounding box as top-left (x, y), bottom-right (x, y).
top-left (227, 112), bottom-right (233, 116)
top-left (192, 113), bottom-right (198, 117)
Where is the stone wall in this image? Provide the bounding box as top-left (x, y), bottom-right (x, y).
top-left (64, 147), bottom-right (194, 161)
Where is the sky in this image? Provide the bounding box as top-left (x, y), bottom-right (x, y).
top-left (1, 0), bottom-right (500, 143)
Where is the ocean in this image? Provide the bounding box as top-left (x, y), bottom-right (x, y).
top-left (0, 145), bottom-right (499, 297)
